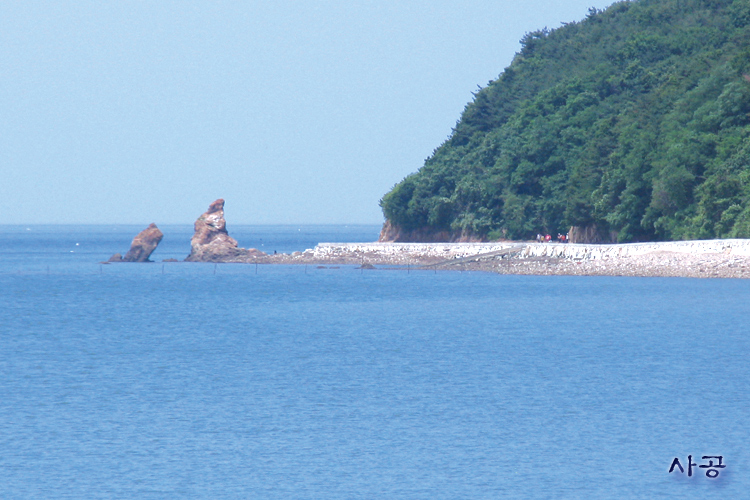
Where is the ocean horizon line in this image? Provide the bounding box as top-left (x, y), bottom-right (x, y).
top-left (0, 222), bottom-right (385, 228)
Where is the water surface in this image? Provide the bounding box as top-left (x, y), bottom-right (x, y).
top-left (1, 226), bottom-right (747, 498)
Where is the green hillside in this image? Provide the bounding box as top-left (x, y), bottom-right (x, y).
top-left (380, 0), bottom-right (750, 242)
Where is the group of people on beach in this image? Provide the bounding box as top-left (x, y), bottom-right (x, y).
top-left (536, 233), bottom-right (569, 243)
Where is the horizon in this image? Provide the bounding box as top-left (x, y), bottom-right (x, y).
top-left (3, 222), bottom-right (384, 227)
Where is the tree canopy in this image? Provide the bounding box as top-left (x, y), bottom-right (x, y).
top-left (380, 0), bottom-right (750, 242)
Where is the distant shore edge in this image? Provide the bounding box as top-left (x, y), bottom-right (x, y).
top-left (223, 239), bottom-right (750, 279)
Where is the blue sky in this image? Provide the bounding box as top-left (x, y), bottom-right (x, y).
top-left (1, 0), bottom-right (614, 225)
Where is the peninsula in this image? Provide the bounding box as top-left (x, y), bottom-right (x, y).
top-left (174, 199), bottom-right (750, 278)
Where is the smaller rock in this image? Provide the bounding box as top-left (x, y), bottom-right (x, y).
top-left (359, 263), bottom-right (375, 269)
top-left (122, 223), bottom-right (164, 262)
top-left (108, 253), bottom-right (123, 262)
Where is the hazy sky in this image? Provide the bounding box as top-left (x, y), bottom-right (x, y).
top-left (1, 0), bottom-right (615, 225)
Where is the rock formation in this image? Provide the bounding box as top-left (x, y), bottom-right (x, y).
top-left (567, 225), bottom-right (618, 244)
top-left (378, 220), bottom-right (486, 243)
top-left (185, 199), bottom-right (266, 262)
top-left (109, 223), bottom-right (164, 262)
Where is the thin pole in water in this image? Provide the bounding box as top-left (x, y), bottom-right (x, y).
top-left (255, 262), bottom-right (258, 274)
top-left (162, 264), bottom-right (165, 274)
top-left (305, 265), bottom-right (308, 274)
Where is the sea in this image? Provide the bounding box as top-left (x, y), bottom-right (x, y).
top-left (1, 224), bottom-right (748, 499)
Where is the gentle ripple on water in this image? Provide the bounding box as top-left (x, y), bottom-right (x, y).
top-left (0, 226), bottom-right (748, 498)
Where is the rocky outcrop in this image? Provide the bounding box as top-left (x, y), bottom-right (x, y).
top-left (185, 199), bottom-right (266, 262)
top-left (568, 224), bottom-right (618, 244)
top-left (109, 223), bottom-right (163, 262)
top-left (378, 220), bottom-right (486, 243)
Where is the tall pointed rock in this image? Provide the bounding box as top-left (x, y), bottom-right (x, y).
top-left (185, 199), bottom-right (265, 262)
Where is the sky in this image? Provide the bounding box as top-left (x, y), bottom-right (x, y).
top-left (1, 0), bottom-right (616, 225)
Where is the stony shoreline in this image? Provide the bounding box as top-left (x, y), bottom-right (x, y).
top-left (456, 251), bottom-right (750, 279)
top-left (268, 239), bottom-right (750, 279)
top-left (107, 200), bottom-right (750, 278)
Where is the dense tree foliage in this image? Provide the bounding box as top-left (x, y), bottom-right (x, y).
top-left (380, 0), bottom-right (750, 241)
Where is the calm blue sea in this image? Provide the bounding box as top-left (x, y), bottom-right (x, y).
top-left (1, 225), bottom-right (748, 499)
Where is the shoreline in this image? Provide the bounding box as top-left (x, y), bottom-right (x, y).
top-left (270, 239), bottom-right (750, 279)
top-left (115, 238), bottom-right (750, 279)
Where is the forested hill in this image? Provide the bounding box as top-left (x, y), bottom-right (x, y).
top-left (379, 0), bottom-right (750, 243)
